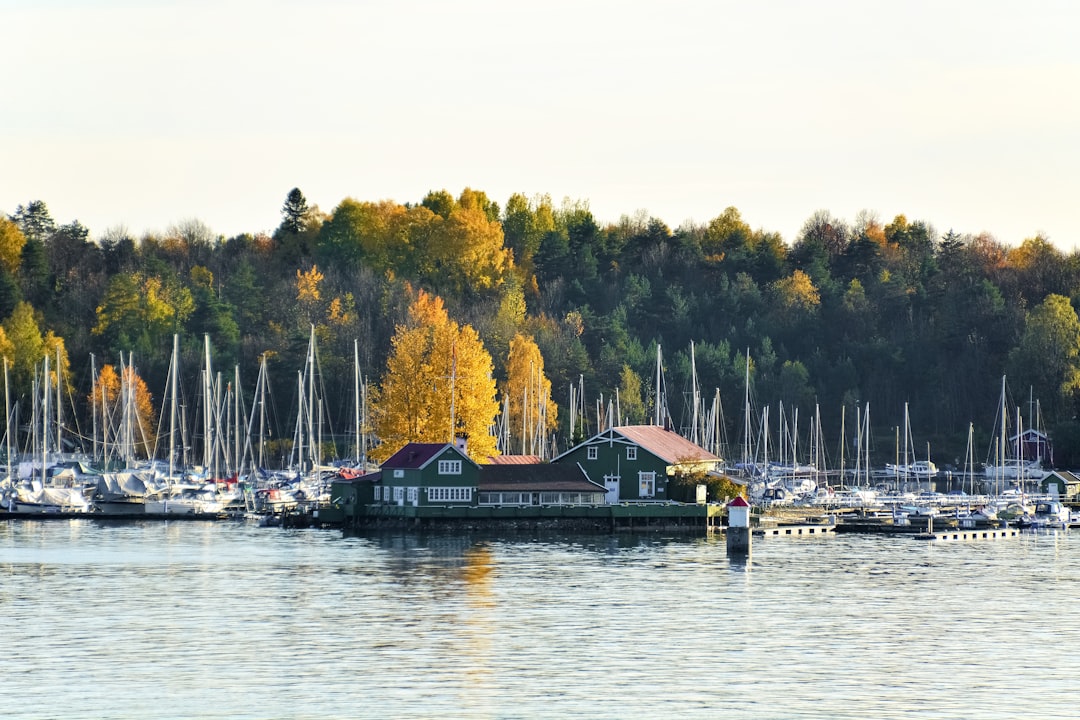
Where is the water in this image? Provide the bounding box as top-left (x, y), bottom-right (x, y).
top-left (2, 519), bottom-right (1078, 719)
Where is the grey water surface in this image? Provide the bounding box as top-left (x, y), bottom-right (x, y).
top-left (2, 519), bottom-right (1077, 719)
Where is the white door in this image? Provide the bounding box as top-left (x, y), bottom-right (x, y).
top-left (604, 475), bottom-right (621, 504)
top-left (638, 471), bottom-right (656, 499)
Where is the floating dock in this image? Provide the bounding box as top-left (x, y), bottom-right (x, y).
top-left (914, 526), bottom-right (1021, 541)
top-left (753, 524), bottom-right (836, 537)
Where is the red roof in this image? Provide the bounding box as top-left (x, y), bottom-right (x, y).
top-left (728, 496), bottom-right (750, 507)
top-left (613, 425), bottom-right (722, 464)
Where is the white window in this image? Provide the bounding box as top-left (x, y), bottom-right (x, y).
top-left (627, 447), bottom-right (637, 460)
top-left (438, 460), bottom-right (462, 475)
top-left (587, 446), bottom-right (598, 460)
top-left (393, 469), bottom-right (404, 478)
top-left (407, 487), bottom-right (418, 504)
top-left (393, 486), bottom-right (404, 503)
top-left (428, 487), bottom-right (473, 502)
top-left (638, 471), bottom-right (656, 498)
top-left (478, 492), bottom-right (530, 506)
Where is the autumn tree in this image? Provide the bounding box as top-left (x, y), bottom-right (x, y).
top-left (0, 217), bottom-right (26, 273)
top-left (3, 301), bottom-right (46, 391)
top-left (92, 272), bottom-right (195, 358)
top-left (90, 362), bottom-right (159, 459)
top-left (0, 326), bottom-right (14, 367)
top-left (411, 189), bottom-right (513, 299)
top-left (502, 333), bottom-right (559, 455)
top-left (617, 364), bottom-right (646, 425)
top-left (371, 289), bottom-right (498, 462)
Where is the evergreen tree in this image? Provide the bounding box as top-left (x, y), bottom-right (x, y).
top-left (280, 188), bottom-right (310, 235)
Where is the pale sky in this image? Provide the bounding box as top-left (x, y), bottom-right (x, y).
top-left (3, 0), bottom-right (1078, 250)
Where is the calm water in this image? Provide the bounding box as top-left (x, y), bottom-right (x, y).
top-left (2, 519), bottom-right (1078, 719)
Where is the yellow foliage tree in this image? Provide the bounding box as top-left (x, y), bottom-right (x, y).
top-left (0, 326), bottom-right (14, 367)
top-left (502, 334), bottom-right (558, 455)
top-left (3, 301), bottom-right (46, 391)
top-left (772, 269), bottom-right (821, 313)
top-left (0, 217), bottom-right (26, 273)
top-left (92, 272), bottom-right (195, 353)
top-left (90, 363), bottom-right (159, 459)
top-left (371, 290), bottom-right (498, 462)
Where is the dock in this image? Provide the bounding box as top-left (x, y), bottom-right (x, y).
top-left (753, 523), bottom-right (836, 537)
top-left (914, 526), bottom-right (1021, 541)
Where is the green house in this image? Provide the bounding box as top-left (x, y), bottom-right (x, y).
top-left (374, 442), bottom-right (481, 507)
top-left (1041, 470), bottom-right (1080, 501)
top-left (552, 425), bottom-right (722, 503)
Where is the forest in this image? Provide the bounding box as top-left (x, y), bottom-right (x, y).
top-left (3, 187), bottom-right (1080, 471)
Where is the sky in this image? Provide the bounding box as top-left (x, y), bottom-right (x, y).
top-left (3, 0), bottom-right (1079, 250)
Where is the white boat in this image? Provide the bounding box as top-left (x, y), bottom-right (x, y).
top-left (4, 483), bottom-right (92, 514)
top-left (1017, 500), bottom-right (1071, 529)
top-left (885, 403), bottom-right (938, 486)
top-left (956, 505), bottom-right (998, 527)
top-left (885, 460), bottom-right (939, 479)
top-left (144, 483), bottom-right (224, 515)
top-left (94, 471), bottom-right (166, 514)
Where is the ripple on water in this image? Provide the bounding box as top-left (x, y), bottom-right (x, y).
top-left (2, 522), bottom-right (1079, 719)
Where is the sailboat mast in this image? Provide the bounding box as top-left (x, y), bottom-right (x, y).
top-left (839, 405), bottom-right (846, 484)
top-left (55, 347), bottom-right (62, 456)
top-left (354, 339), bottom-right (361, 463)
top-left (306, 325), bottom-right (316, 472)
top-left (169, 334), bottom-right (178, 480)
top-left (3, 359), bottom-right (10, 479)
top-left (90, 354), bottom-right (98, 464)
top-left (449, 341), bottom-right (457, 444)
top-left (654, 344), bottom-right (662, 426)
top-left (690, 341), bottom-right (699, 445)
top-left (234, 365), bottom-right (242, 477)
top-left (742, 349), bottom-right (751, 466)
top-left (203, 335), bottom-right (213, 471)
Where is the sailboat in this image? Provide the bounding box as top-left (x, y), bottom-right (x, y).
top-left (5, 355), bottom-right (94, 514)
top-left (983, 375), bottom-right (1049, 487)
top-left (884, 402), bottom-right (938, 486)
top-left (143, 335), bottom-right (225, 516)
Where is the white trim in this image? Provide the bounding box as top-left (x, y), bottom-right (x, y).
top-left (638, 471), bottom-right (656, 498)
top-left (427, 486), bottom-right (472, 502)
top-left (438, 459), bottom-right (463, 475)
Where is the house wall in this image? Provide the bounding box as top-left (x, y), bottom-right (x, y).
top-left (381, 447), bottom-right (480, 507)
top-left (330, 479), bottom-right (375, 512)
top-left (557, 438), bottom-right (669, 501)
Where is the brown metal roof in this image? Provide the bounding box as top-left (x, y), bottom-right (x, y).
top-left (613, 425), bottom-right (721, 464)
top-left (485, 455), bottom-right (543, 465)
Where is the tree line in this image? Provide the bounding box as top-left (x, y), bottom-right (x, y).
top-left (3, 189), bottom-right (1080, 469)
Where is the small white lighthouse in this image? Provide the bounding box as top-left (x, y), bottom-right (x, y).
top-left (726, 495), bottom-right (751, 556)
